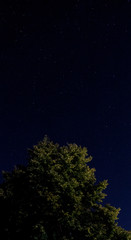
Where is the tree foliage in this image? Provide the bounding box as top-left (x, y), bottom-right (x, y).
top-left (0, 136), bottom-right (129, 239)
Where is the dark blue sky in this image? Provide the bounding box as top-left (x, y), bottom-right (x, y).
top-left (0, 0), bottom-right (130, 230)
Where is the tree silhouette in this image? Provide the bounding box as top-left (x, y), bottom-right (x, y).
top-left (0, 136), bottom-right (129, 239)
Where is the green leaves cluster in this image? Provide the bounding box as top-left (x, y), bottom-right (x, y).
top-left (0, 136), bottom-right (129, 239)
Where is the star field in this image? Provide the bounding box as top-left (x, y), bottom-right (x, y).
top-left (0, 0), bottom-right (131, 230)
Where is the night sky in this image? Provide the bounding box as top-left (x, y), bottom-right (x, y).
top-left (0, 0), bottom-right (130, 230)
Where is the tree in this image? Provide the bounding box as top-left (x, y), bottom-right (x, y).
top-left (0, 136), bottom-right (129, 239)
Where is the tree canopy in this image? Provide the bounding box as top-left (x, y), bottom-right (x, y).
top-left (0, 136), bottom-right (129, 239)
